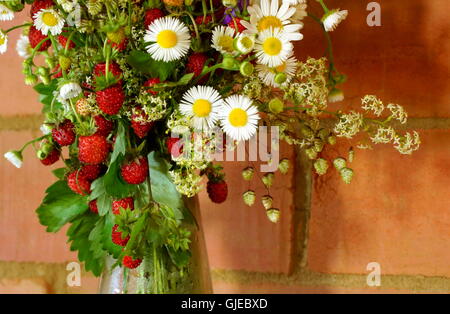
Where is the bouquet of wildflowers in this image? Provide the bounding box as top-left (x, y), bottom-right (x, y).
top-left (1, 0), bottom-right (419, 289)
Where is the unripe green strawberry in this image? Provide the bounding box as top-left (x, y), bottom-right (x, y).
top-left (59, 55), bottom-right (71, 71)
top-left (242, 167), bottom-right (254, 181)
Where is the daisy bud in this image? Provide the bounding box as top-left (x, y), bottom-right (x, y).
top-left (274, 72), bottom-right (287, 85)
top-left (242, 167), bottom-right (254, 181)
top-left (45, 57), bottom-right (56, 69)
top-left (4, 150), bottom-right (23, 168)
top-left (25, 74), bottom-right (38, 85)
top-left (278, 158), bottom-right (290, 174)
top-left (222, 0), bottom-right (238, 7)
top-left (322, 9), bottom-right (348, 32)
top-left (0, 30), bottom-right (8, 54)
top-left (266, 208), bottom-right (280, 223)
top-left (340, 167), bottom-right (354, 184)
top-left (235, 34), bottom-right (255, 54)
top-left (333, 157), bottom-right (347, 170)
top-left (240, 61), bottom-right (254, 77)
top-left (222, 56), bottom-right (239, 70)
top-left (314, 158), bottom-right (329, 176)
top-left (262, 172), bottom-right (274, 188)
top-left (261, 195), bottom-right (273, 210)
top-left (328, 88), bottom-right (345, 103)
top-left (243, 190), bottom-right (256, 206)
top-left (39, 74), bottom-right (51, 85)
top-left (37, 66), bottom-right (49, 77)
top-left (268, 98), bottom-right (284, 114)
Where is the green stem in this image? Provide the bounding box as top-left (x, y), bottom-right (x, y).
top-left (5, 23), bottom-right (32, 34)
top-left (19, 135), bottom-right (47, 153)
top-left (316, 0), bottom-right (329, 13)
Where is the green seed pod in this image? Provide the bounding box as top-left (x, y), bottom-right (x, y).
top-left (314, 158), bottom-right (329, 176)
top-left (333, 157), bottom-right (347, 170)
top-left (243, 190), bottom-right (256, 207)
top-left (24, 74), bottom-right (38, 86)
top-left (305, 147), bottom-right (318, 160)
top-left (242, 167), bottom-right (255, 181)
top-left (268, 98), bottom-right (284, 114)
top-left (266, 208), bottom-right (280, 223)
top-left (261, 195), bottom-right (273, 210)
top-left (278, 158), bottom-right (290, 174)
top-left (240, 61), bottom-right (254, 76)
top-left (262, 172), bottom-right (275, 188)
top-left (328, 135), bottom-right (337, 145)
top-left (340, 167), bottom-right (354, 184)
top-left (222, 56), bottom-right (239, 70)
top-left (274, 72), bottom-right (287, 85)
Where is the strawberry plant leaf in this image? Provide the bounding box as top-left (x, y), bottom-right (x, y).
top-left (103, 157), bottom-right (137, 198)
top-left (110, 120), bottom-right (127, 164)
top-left (89, 213), bottom-right (122, 259)
top-left (37, 180), bottom-right (89, 233)
top-left (52, 168), bottom-right (66, 179)
top-left (147, 151), bottom-right (183, 218)
top-left (127, 50), bottom-right (177, 81)
top-left (67, 213), bottom-right (105, 276)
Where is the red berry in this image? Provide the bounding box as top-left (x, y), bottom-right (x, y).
top-left (94, 115), bottom-right (114, 137)
top-left (78, 135), bottom-right (109, 165)
top-left (94, 62), bottom-right (122, 83)
top-left (79, 164), bottom-right (103, 181)
top-left (123, 255), bottom-right (142, 269)
top-left (121, 157), bottom-right (149, 185)
top-left (112, 225), bottom-right (130, 247)
top-left (207, 180), bottom-right (228, 204)
top-left (109, 38), bottom-right (128, 52)
top-left (144, 8), bottom-right (164, 28)
top-left (29, 25), bottom-right (50, 51)
top-left (96, 84), bottom-right (125, 115)
top-left (195, 15), bottom-right (212, 25)
top-left (143, 78), bottom-right (160, 95)
top-left (186, 53), bottom-right (208, 83)
top-left (131, 107), bottom-right (154, 139)
top-left (228, 18), bottom-right (246, 33)
top-left (166, 137), bottom-right (184, 158)
top-left (52, 120), bottom-right (75, 146)
top-left (89, 200), bottom-right (98, 214)
top-left (40, 148), bottom-right (60, 166)
top-left (67, 171), bottom-right (91, 196)
top-left (30, 0), bottom-right (54, 19)
top-left (112, 197), bottom-right (134, 215)
top-left (58, 33), bottom-right (75, 49)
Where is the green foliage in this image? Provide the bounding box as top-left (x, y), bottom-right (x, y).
top-left (89, 212), bottom-right (122, 259)
top-left (34, 80), bottom-right (63, 114)
top-left (127, 50), bottom-right (177, 81)
top-left (36, 180), bottom-right (89, 233)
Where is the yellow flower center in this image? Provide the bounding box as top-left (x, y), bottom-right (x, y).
top-left (218, 35), bottom-right (234, 53)
top-left (274, 62), bottom-right (286, 72)
top-left (229, 108), bottom-right (248, 127)
top-left (157, 30), bottom-right (178, 48)
top-left (263, 37), bottom-right (282, 56)
top-left (0, 36), bottom-right (5, 46)
top-left (193, 99), bottom-right (212, 118)
top-left (42, 12), bottom-right (58, 27)
top-left (257, 16), bottom-right (283, 31)
top-left (239, 37), bottom-right (253, 49)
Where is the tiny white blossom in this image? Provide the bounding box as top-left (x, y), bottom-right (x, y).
top-left (4, 151), bottom-right (23, 168)
top-left (334, 111), bottom-right (364, 139)
top-left (388, 103), bottom-right (408, 124)
top-left (322, 9), bottom-right (348, 32)
top-left (60, 82), bottom-right (82, 100)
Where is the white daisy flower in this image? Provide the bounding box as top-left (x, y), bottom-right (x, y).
top-left (256, 52), bottom-right (297, 87)
top-left (0, 4), bottom-right (14, 21)
top-left (254, 28), bottom-right (299, 67)
top-left (16, 35), bottom-right (32, 58)
top-left (322, 9), bottom-right (348, 32)
top-left (180, 86), bottom-right (223, 131)
top-left (235, 33), bottom-right (255, 54)
top-left (241, 0), bottom-right (302, 35)
top-left (0, 31), bottom-right (8, 54)
top-left (34, 8), bottom-right (65, 36)
top-left (290, 3), bottom-right (307, 24)
top-left (220, 95), bottom-right (260, 141)
top-left (4, 151), bottom-right (23, 169)
top-left (59, 82), bottom-right (82, 100)
top-left (211, 26), bottom-right (237, 56)
top-left (144, 16), bottom-right (191, 62)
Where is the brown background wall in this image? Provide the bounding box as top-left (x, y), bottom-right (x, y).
top-left (0, 0), bottom-right (449, 293)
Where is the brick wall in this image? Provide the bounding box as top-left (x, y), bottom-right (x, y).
top-left (1, 1), bottom-right (449, 294)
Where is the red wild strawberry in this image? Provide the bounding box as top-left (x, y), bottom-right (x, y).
top-left (94, 115), bottom-right (114, 137)
top-left (121, 156), bottom-right (149, 185)
top-left (112, 225), bottom-right (130, 247)
top-left (40, 148), bottom-right (60, 166)
top-left (112, 197), bottom-right (134, 215)
top-left (109, 38), bottom-right (128, 52)
top-left (29, 25), bottom-right (50, 51)
top-left (79, 164), bottom-right (103, 181)
top-left (131, 107), bottom-right (154, 139)
top-left (52, 120), bottom-right (75, 146)
top-left (94, 62), bottom-right (122, 83)
top-left (166, 137), bottom-right (184, 158)
top-left (67, 171), bottom-right (91, 196)
top-left (186, 52), bottom-right (208, 77)
top-left (30, 0), bottom-right (54, 19)
top-left (207, 180), bottom-right (228, 204)
top-left (89, 200), bottom-right (98, 214)
top-left (123, 255), bottom-right (142, 269)
top-left (78, 134), bottom-right (109, 165)
top-left (52, 65), bottom-right (63, 79)
top-left (143, 78), bottom-right (160, 95)
top-left (144, 8), bottom-right (164, 28)
top-left (96, 84), bottom-right (125, 115)
top-left (195, 15), bottom-right (212, 25)
top-left (228, 18), bottom-right (246, 33)
top-left (58, 33), bottom-right (75, 49)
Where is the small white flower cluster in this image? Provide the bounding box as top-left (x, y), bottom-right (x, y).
top-left (136, 93), bottom-right (168, 122)
top-left (370, 126), bottom-right (396, 144)
top-left (169, 168), bottom-right (203, 197)
top-left (393, 131), bottom-right (421, 155)
top-left (361, 95), bottom-right (385, 117)
top-left (387, 103), bottom-right (408, 124)
top-left (57, 0), bottom-right (79, 13)
top-left (334, 111), bottom-right (364, 139)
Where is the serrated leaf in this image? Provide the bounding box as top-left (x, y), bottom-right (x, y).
top-left (36, 180), bottom-right (89, 233)
top-left (147, 152), bottom-right (183, 218)
top-left (52, 168), bottom-right (66, 179)
top-left (110, 120), bottom-right (127, 163)
top-left (89, 213), bottom-right (122, 259)
top-left (103, 157), bottom-right (137, 198)
top-left (166, 246), bottom-right (191, 268)
top-left (127, 50), bottom-right (177, 81)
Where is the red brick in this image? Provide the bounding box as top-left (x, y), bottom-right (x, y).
top-left (0, 278), bottom-right (50, 294)
top-left (0, 131), bottom-right (77, 262)
top-left (308, 130), bottom-right (450, 277)
top-left (0, 11), bottom-right (42, 116)
top-left (199, 144), bottom-right (295, 274)
top-left (297, 0), bottom-right (450, 118)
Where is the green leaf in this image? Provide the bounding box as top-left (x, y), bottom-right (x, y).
top-left (90, 177), bottom-right (112, 216)
top-left (67, 213), bottom-right (105, 276)
top-left (110, 120), bottom-right (126, 164)
top-left (166, 246), bottom-right (191, 268)
top-left (52, 168), bottom-right (66, 179)
top-left (153, 73), bottom-right (194, 89)
top-left (89, 213), bottom-right (122, 259)
top-left (103, 157), bottom-right (137, 198)
top-left (147, 152), bottom-right (184, 218)
top-left (36, 180), bottom-right (89, 233)
top-left (34, 79), bottom-right (63, 113)
top-left (127, 50), bottom-right (177, 81)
